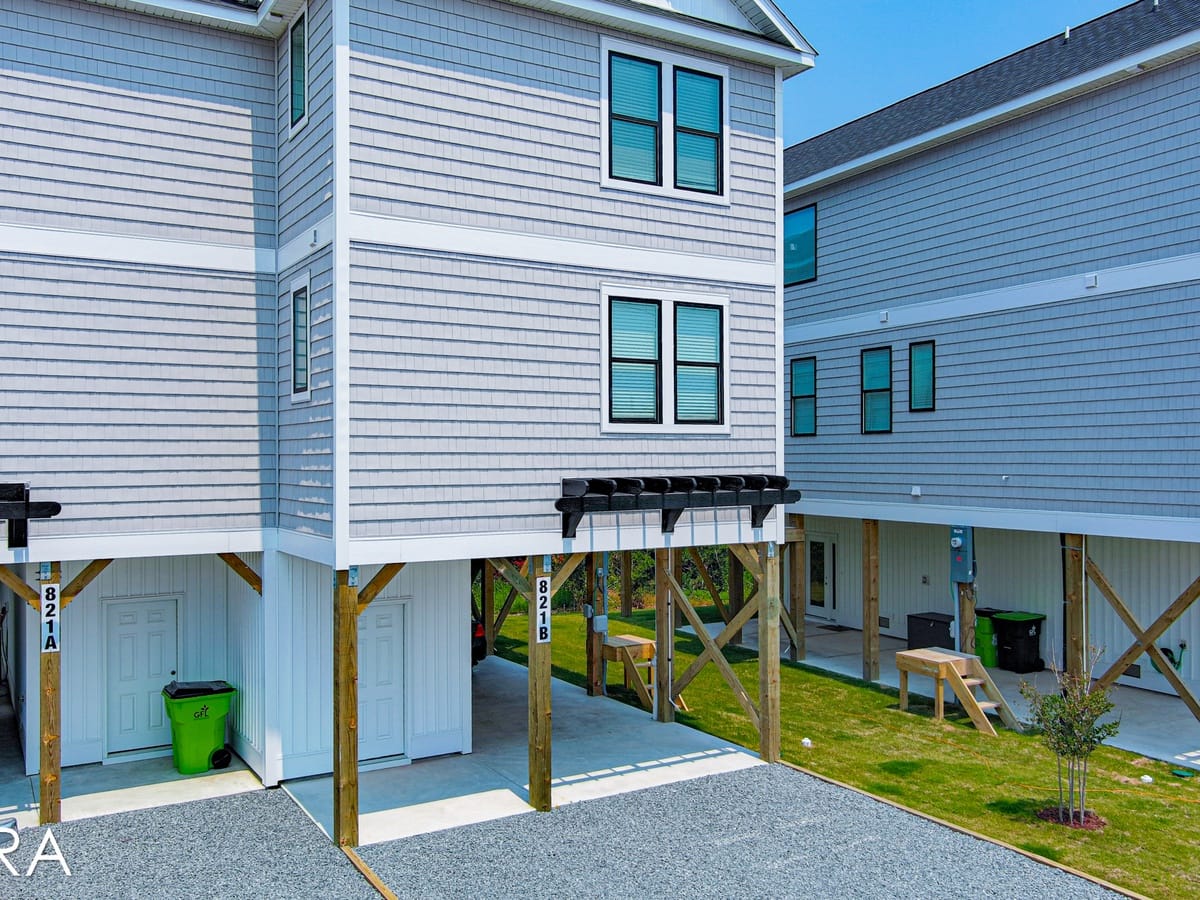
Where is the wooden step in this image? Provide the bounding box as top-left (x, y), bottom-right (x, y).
top-left (977, 700), bottom-right (1000, 711)
top-left (962, 677), bottom-right (984, 688)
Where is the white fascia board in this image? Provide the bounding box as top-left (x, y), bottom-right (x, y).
top-left (790, 499), bottom-right (1200, 544)
top-left (0, 528), bottom-right (267, 566)
top-left (348, 212), bottom-right (775, 286)
top-left (346, 511), bottom-right (782, 565)
top-left (510, 0), bottom-right (812, 73)
top-left (82, 0), bottom-right (269, 35)
top-left (784, 249), bottom-right (1200, 345)
top-left (785, 32), bottom-right (1200, 197)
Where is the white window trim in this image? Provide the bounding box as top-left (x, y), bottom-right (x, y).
top-left (290, 272), bottom-right (312, 403)
top-left (599, 37), bottom-right (731, 207)
top-left (287, 6), bottom-right (309, 138)
top-left (600, 283), bottom-right (730, 435)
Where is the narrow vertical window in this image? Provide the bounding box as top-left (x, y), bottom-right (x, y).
top-left (674, 304), bottom-right (722, 423)
top-left (609, 54), bottom-right (661, 184)
top-left (674, 69), bottom-right (722, 194)
top-left (861, 346), bottom-right (892, 434)
top-left (610, 298), bottom-right (660, 422)
top-left (290, 13), bottom-right (307, 127)
top-left (292, 284), bottom-right (310, 394)
top-left (791, 357), bottom-right (816, 436)
top-left (909, 341), bottom-right (936, 412)
top-left (784, 205), bottom-right (817, 285)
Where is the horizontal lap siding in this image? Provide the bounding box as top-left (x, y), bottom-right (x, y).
top-left (277, 0), bottom-right (335, 247)
top-left (348, 0), bottom-right (775, 261)
top-left (278, 249), bottom-right (335, 537)
top-left (349, 245), bottom-right (776, 538)
top-left (0, 254), bottom-right (276, 535)
top-left (785, 283), bottom-right (1200, 517)
top-left (786, 54), bottom-right (1200, 328)
top-left (0, 0), bottom-right (274, 246)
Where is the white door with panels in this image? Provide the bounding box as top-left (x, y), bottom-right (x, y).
top-left (106, 598), bottom-right (178, 753)
top-left (358, 600), bottom-right (406, 761)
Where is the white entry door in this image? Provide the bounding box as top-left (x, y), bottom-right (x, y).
top-left (358, 600), bottom-right (406, 761)
top-left (106, 599), bottom-right (178, 753)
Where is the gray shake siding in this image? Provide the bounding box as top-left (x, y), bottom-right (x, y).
top-left (785, 283), bottom-right (1200, 518)
top-left (278, 249), bottom-right (335, 537)
top-left (0, 253), bottom-right (276, 535)
top-left (349, 0), bottom-right (777, 262)
top-left (277, 0), bottom-right (336, 249)
top-left (348, 244), bottom-right (776, 538)
top-left (785, 51), bottom-right (1200, 329)
top-left (0, 0), bottom-right (274, 247)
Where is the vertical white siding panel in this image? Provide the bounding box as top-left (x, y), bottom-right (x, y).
top-left (225, 552), bottom-right (266, 770)
top-left (878, 522), bottom-right (952, 638)
top-left (278, 554), bottom-right (334, 779)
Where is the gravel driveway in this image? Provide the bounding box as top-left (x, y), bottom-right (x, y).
top-left (361, 764), bottom-right (1121, 900)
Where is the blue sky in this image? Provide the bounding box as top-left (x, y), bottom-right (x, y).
top-left (775, 0), bottom-right (1127, 146)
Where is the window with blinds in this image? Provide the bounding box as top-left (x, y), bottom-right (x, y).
top-left (290, 13), bottom-right (307, 128)
top-left (791, 357), bottom-right (816, 436)
top-left (610, 54), bottom-right (661, 185)
top-left (784, 206), bottom-right (816, 285)
top-left (292, 283), bottom-right (310, 395)
top-left (609, 299), bottom-right (661, 422)
top-left (674, 69), bottom-right (722, 194)
top-left (675, 304), bottom-right (722, 423)
top-left (861, 346), bottom-right (892, 434)
top-left (909, 341), bottom-right (936, 412)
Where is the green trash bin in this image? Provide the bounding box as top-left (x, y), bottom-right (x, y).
top-left (974, 608), bottom-right (1001, 668)
top-left (161, 680), bottom-right (236, 774)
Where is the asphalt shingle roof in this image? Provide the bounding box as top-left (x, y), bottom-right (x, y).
top-left (784, 0), bottom-right (1200, 186)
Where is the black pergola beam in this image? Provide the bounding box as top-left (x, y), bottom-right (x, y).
top-left (1, 484), bottom-right (63, 550)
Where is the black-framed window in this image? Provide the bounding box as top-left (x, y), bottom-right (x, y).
top-left (290, 13), bottom-right (307, 127)
top-left (673, 68), bottom-right (722, 194)
top-left (609, 298), bottom-right (661, 422)
top-left (790, 357), bottom-right (816, 436)
top-left (674, 303), bottom-right (722, 423)
top-left (292, 284), bottom-right (310, 394)
top-left (909, 341), bottom-right (936, 412)
top-left (784, 205), bottom-right (816, 285)
top-left (861, 346), bottom-right (892, 434)
top-left (609, 54), bottom-right (661, 185)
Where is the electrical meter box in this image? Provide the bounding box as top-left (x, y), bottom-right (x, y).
top-left (950, 525), bottom-right (974, 583)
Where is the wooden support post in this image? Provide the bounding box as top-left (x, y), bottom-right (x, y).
top-left (39, 561), bottom-right (62, 826)
top-left (957, 582), bottom-right (976, 655)
top-left (654, 548), bottom-right (674, 723)
top-left (862, 519), bottom-right (880, 682)
top-left (528, 553), bottom-right (553, 811)
top-left (787, 514), bottom-right (805, 662)
top-left (728, 548), bottom-right (745, 645)
top-left (1063, 533), bottom-right (1086, 679)
top-left (672, 548), bottom-right (684, 630)
top-left (332, 569), bottom-right (359, 847)
top-left (482, 561), bottom-right (496, 655)
top-left (621, 550), bottom-right (633, 617)
top-left (759, 543), bottom-right (781, 762)
top-left (585, 553), bottom-right (603, 696)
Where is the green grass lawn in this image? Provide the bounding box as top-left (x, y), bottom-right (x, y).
top-left (495, 609), bottom-right (1200, 900)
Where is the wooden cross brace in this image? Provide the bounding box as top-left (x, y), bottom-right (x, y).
top-left (1088, 558), bottom-right (1200, 721)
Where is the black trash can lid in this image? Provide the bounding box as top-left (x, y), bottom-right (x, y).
top-left (163, 680), bottom-right (235, 699)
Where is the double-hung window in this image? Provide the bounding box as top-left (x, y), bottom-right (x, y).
top-left (791, 357), bottom-right (816, 436)
top-left (291, 275), bottom-right (310, 397)
top-left (289, 11), bottom-right (308, 132)
top-left (604, 287), bottom-right (728, 432)
top-left (603, 39), bottom-right (728, 201)
top-left (861, 346), bottom-right (892, 434)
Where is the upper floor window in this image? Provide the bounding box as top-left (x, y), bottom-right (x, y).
top-left (909, 341), bottom-right (936, 412)
top-left (291, 276), bottom-right (310, 396)
top-left (791, 357), bottom-right (816, 436)
top-left (861, 346), bottom-right (891, 434)
top-left (603, 286), bottom-right (728, 432)
top-left (289, 12), bottom-right (308, 130)
top-left (784, 205), bottom-right (816, 285)
top-left (602, 39), bottom-right (728, 203)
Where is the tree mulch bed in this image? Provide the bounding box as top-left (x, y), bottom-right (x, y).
top-left (1036, 807), bottom-right (1107, 831)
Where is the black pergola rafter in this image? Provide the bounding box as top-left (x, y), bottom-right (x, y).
top-left (1, 483), bottom-right (62, 549)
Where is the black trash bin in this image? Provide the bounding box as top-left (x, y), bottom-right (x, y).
top-left (993, 612), bottom-right (1046, 673)
top-left (907, 611), bottom-right (955, 651)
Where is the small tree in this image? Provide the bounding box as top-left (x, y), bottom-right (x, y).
top-left (1020, 650), bottom-right (1120, 825)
